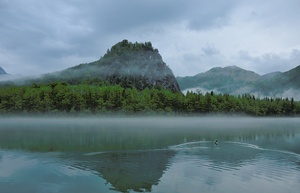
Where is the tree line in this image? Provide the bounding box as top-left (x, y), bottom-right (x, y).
top-left (0, 82), bottom-right (299, 116)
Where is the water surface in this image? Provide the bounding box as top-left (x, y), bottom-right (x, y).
top-left (0, 117), bottom-right (300, 192)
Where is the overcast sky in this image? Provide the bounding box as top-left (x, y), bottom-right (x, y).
top-left (0, 0), bottom-right (300, 76)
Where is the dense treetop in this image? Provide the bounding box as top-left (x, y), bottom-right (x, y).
top-left (104, 39), bottom-right (158, 58)
top-left (0, 82), bottom-right (299, 116)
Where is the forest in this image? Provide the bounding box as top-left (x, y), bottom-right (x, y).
top-left (0, 82), bottom-right (299, 116)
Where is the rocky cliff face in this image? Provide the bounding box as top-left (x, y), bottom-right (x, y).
top-left (60, 40), bottom-right (180, 92)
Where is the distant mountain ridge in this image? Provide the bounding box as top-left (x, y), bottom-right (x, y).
top-left (177, 66), bottom-right (260, 94)
top-left (177, 65), bottom-right (300, 99)
top-left (2, 42), bottom-right (300, 99)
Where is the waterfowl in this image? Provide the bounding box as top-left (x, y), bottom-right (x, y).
top-left (215, 139), bottom-right (218, 145)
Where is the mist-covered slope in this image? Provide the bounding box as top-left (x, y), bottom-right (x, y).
top-left (0, 66), bottom-right (12, 81)
top-left (0, 67), bottom-right (7, 75)
top-left (253, 65), bottom-right (300, 97)
top-left (177, 66), bottom-right (260, 94)
top-left (58, 40), bottom-right (180, 92)
top-left (2, 40), bottom-right (180, 92)
top-left (177, 65), bottom-right (300, 99)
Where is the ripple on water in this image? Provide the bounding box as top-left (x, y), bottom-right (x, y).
top-left (166, 140), bottom-right (300, 191)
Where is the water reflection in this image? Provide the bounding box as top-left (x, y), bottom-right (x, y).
top-left (156, 141), bottom-right (300, 193)
top-left (65, 150), bottom-right (175, 192)
top-left (1, 117), bottom-right (300, 193)
top-left (0, 150), bottom-right (115, 193)
top-left (58, 141), bottom-right (300, 193)
top-left (1, 141), bottom-right (300, 193)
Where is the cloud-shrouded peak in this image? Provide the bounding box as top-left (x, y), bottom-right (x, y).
top-left (0, 0), bottom-right (299, 76)
top-left (0, 66), bottom-right (7, 75)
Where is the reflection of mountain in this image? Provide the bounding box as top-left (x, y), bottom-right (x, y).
top-left (69, 150), bottom-right (175, 193)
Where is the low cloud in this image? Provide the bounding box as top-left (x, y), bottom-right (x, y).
top-left (237, 49), bottom-right (300, 74)
top-left (202, 44), bottom-right (221, 56)
top-left (187, 0), bottom-right (237, 30)
top-left (0, 0), bottom-right (300, 77)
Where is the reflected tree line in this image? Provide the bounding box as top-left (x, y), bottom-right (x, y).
top-left (0, 82), bottom-right (300, 116)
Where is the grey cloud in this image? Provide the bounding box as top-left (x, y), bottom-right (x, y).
top-left (0, 0), bottom-right (194, 75)
top-left (201, 44), bottom-right (220, 56)
top-left (181, 49), bottom-right (227, 76)
top-left (93, 0), bottom-right (189, 33)
top-left (238, 50), bottom-right (300, 74)
top-left (89, 0), bottom-right (240, 33)
top-left (0, 0), bottom-right (299, 76)
top-left (187, 0), bottom-right (238, 30)
top-left (0, 0), bottom-right (102, 74)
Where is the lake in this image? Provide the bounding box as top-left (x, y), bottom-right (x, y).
top-left (0, 117), bottom-right (300, 193)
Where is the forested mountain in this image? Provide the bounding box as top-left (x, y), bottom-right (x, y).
top-left (177, 66), bottom-right (260, 94)
top-left (1, 40), bottom-right (180, 92)
top-left (1, 41), bottom-right (300, 116)
top-left (177, 65), bottom-right (300, 99)
top-left (1, 54), bottom-right (300, 115)
top-left (255, 65), bottom-right (300, 97)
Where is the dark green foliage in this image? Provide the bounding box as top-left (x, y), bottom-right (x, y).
top-left (104, 39), bottom-right (156, 58)
top-left (0, 83), bottom-right (299, 116)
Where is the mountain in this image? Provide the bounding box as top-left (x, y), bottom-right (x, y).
top-left (0, 67), bottom-right (12, 81)
top-left (253, 65), bottom-right (300, 97)
top-left (177, 66), bottom-right (260, 94)
top-left (177, 65), bottom-right (300, 99)
top-left (61, 40), bottom-right (180, 92)
top-left (4, 40), bottom-right (180, 92)
top-left (0, 67), bottom-right (7, 75)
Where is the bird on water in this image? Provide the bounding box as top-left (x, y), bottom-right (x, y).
top-left (215, 139), bottom-right (218, 145)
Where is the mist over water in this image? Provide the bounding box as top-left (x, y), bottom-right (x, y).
top-left (1, 116), bottom-right (299, 151)
top-left (0, 117), bottom-right (300, 193)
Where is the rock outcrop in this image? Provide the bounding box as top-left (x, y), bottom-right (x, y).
top-left (60, 40), bottom-right (180, 92)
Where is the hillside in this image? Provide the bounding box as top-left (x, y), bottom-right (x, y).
top-left (5, 40), bottom-right (180, 92)
top-left (63, 40), bottom-right (180, 92)
top-left (177, 66), bottom-right (260, 94)
top-left (177, 65), bottom-right (300, 99)
top-left (253, 65), bottom-right (300, 97)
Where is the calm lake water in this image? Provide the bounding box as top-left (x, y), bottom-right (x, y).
top-left (0, 117), bottom-right (300, 193)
